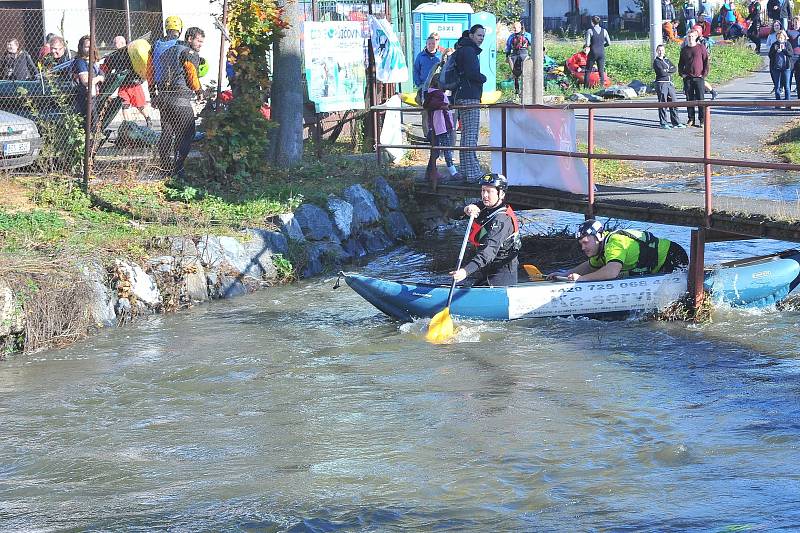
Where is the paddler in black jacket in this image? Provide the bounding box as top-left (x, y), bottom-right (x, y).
top-left (451, 173), bottom-right (521, 286)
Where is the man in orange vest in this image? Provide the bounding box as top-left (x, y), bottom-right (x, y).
top-left (451, 173), bottom-right (521, 286)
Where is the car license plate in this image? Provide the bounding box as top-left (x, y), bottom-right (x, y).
top-left (3, 141), bottom-right (29, 156)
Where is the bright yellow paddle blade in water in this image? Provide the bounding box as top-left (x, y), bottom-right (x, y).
top-left (523, 264), bottom-right (544, 281)
top-left (426, 307), bottom-right (454, 343)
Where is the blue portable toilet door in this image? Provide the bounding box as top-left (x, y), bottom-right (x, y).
top-left (470, 11), bottom-right (496, 95)
top-left (413, 13), bottom-right (470, 58)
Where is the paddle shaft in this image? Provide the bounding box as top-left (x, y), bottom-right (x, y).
top-left (446, 213), bottom-right (476, 309)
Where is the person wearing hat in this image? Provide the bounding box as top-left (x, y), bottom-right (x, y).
top-left (549, 219), bottom-right (688, 282)
top-left (451, 173), bottom-right (521, 287)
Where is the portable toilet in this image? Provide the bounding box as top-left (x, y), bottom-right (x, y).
top-left (411, 3), bottom-right (496, 95)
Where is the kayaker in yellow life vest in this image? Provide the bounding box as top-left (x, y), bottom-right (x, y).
top-left (550, 219), bottom-right (688, 282)
top-left (451, 173), bottom-right (521, 286)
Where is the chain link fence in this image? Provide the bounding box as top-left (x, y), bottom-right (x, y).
top-left (0, 8), bottom-right (221, 178)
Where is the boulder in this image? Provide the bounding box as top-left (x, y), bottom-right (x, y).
top-left (343, 184), bottom-right (381, 230)
top-left (169, 237), bottom-right (198, 259)
top-left (374, 176), bottom-right (401, 211)
top-left (80, 261), bottom-right (116, 327)
top-left (114, 259), bottom-right (161, 308)
top-left (182, 259), bottom-right (208, 302)
top-left (114, 297), bottom-right (132, 322)
top-left (302, 242), bottom-right (349, 278)
top-left (294, 203), bottom-right (339, 242)
top-left (196, 235), bottom-right (225, 269)
top-left (0, 281), bottom-right (24, 338)
top-left (277, 212), bottom-right (306, 242)
top-left (342, 237), bottom-right (368, 260)
top-left (384, 211), bottom-right (415, 241)
top-left (327, 196), bottom-right (354, 240)
top-left (359, 228), bottom-right (394, 254)
top-left (238, 229), bottom-right (280, 280)
top-left (146, 255), bottom-right (175, 274)
top-left (216, 275), bottom-right (249, 299)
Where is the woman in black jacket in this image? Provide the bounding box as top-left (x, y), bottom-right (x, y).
top-left (1, 39), bottom-right (37, 80)
top-left (453, 25), bottom-right (487, 184)
top-left (769, 30), bottom-right (792, 102)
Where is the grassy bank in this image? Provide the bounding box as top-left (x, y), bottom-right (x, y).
top-left (497, 38), bottom-right (762, 100)
top-left (769, 118), bottom-right (800, 164)
top-left (0, 152), bottom-right (414, 263)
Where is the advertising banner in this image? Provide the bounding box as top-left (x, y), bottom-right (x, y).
top-left (489, 108), bottom-right (588, 194)
top-left (304, 21), bottom-right (367, 113)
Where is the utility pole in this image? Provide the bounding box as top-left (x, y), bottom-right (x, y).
top-left (650, 0), bottom-right (663, 58)
top-left (532, 0), bottom-right (543, 103)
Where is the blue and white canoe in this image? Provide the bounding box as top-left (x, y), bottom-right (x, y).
top-left (343, 249), bottom-right (800, 321)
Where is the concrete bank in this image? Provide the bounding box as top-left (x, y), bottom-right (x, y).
top-left (0, 177), bottom-right (417, 355)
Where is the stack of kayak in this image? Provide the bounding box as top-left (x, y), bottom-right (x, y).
top-left (343, 249), bottom-right (800, 321)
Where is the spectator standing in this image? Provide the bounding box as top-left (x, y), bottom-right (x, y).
top-left (653, 44), bottom-right (685, 129)
top-left (453, 25), bottom-right (487, 184)
top-left (1, 39), bottom-right (37, 80)
top-left (765, 19), bottom-right (784, 49)
top-left (106, 35), bottom-right (152, 128)
top-left (505, 21), bottom-right (531, 94)
top-left (422, 73), bottom-right (460, 183)
top-left (787, 15), bottom-right (800, 47)
top-left (39, 35), bottom-right (69, 73)
top-left (71, 35), bottom-right (104, 123)
top-left (413, 35), bottom-right (440, 88)
top-left (768, 0), bottom-right (793, 30)
top-left (696, 13), bottom-right (713, 37)
top-left (769, 29), bottom-right (792, 101)
top-left (720, 2), bottom-right (737, 38)
top-left (684, 1), bottom-right (698, 31)
top-left (663, 0), bottom-right (677, 21)
top-left (747, 0), bottom-right (764, 51)
top-left (583, 15), bottom-right (611, 89)
top-left (678, 30), bottom-right (709, 127)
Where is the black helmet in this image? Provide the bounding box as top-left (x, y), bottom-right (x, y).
top-left (479, 173), bottom-right (508, 191)
top-left (575, 219), bottom-right (604, 239)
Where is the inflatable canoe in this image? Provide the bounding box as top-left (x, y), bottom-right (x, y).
top-left (566, 54), bottom-right (613, 88)
top-left (343, 249), bottom-right (800, 321)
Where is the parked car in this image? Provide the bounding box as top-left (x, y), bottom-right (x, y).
top-left (0, 109), bottom-right (40, 169)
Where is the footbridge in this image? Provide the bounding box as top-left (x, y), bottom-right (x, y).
top-left (372, 99), bottom-right (800, 309)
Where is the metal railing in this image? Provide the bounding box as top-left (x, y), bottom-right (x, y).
top-left (372, 99), bottom-right (800, 227)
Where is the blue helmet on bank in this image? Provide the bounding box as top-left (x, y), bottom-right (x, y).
top-left (480, 173), bottom-right (508, 191)
top-left (575, 219), bottom-right (604, 239)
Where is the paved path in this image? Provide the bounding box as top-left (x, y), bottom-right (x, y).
top-left (572, 54), bottom-right (796, 174)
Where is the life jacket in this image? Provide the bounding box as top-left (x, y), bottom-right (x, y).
top-left (603, 229), bottom-right (661, 275)
top-left (511, 32), bottom-right (529, 53)
top-left (152, 37), bottom-right (180, 84)
top-left (468, 204), bottom-right (521, 263)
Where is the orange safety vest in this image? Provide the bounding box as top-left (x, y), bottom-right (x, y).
top-left (468, 204), bottom-right (520, 247)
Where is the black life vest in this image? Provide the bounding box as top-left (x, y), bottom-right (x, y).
top-left (605, 229), bottom-right (661, 275)
top-left (468, 204), bottom-right (521, 262)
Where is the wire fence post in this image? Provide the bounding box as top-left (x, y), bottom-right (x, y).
top-left (84, 0), bottom-right (97, 191)
top-left (216, 0), bottom-right (229, 112)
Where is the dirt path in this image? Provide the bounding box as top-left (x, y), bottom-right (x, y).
top-left (572, 54), bottom-right (796, 175)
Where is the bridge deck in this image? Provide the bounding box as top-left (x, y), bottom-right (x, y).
top-left (427, 183), bottom-right (800, 243)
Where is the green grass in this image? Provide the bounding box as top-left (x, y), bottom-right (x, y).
top-left (497, 38), bottom-right (762, 101)
top-left (769, 118), bottom-right (800, 164)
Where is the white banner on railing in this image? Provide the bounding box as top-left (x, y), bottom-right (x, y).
top-left (489, 108), bottom-right (588, 194)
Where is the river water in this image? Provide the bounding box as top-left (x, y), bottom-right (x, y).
top-left (3, 179), bottom-right (800, 530)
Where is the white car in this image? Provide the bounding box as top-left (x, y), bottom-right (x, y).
top-left (0, 110), bottom-right (41, 169)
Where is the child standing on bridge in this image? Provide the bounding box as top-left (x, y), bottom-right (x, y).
top-left (423, 73), bottom-right (460, 183)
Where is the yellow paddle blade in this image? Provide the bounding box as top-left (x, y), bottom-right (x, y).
top-left (426, 307), bottom-right (454, 343)
top-left (523, 264), bottom-right (545, 281)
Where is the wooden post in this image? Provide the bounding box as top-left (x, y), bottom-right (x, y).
top-left (689, 228), bottom-right (706, 312)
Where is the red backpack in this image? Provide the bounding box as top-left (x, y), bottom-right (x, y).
top-left (511, 33), bottom-right (529, 52)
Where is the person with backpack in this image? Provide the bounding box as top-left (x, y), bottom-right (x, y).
top-left (583, 15), bottom-right (611, 89)
top-left (505, 21), bottom-right (531, 95)
top-left (148, 20), bottom-right (205, 178)
top-left (422, 73), bottom-right (460, 183)
top-left (747, 0), bottom-right (764, 52)
top-left (653, 44), bottom-right (686, 129)
top-left (452, 25), bottom-right (487, 184)
top-left (719, 2), bottom-right (737, 38)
